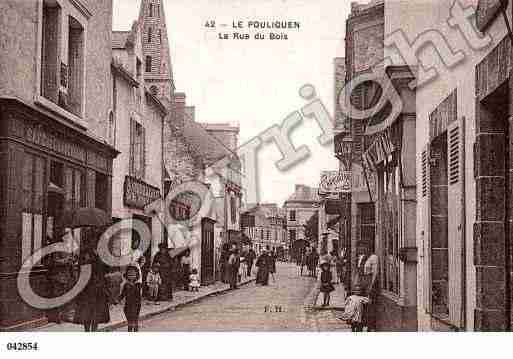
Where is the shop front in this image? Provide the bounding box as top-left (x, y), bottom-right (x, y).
top-left (361, 66), bottom-right (417, 331)
top-left (0, 98), bottom-right (118, 330)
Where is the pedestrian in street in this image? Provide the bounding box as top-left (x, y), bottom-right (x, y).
top-left (319, 262), bottom-right (335, 307)
top-left (74, 243), bottom-right (110, 332)
top-left (152, 242), bottom-right (173, 301)
top-left (301, 247), bottom-right (310, 277)
top-left (330, 250), bottom-right (339, 284)
top-left (311, 248), bottom-right (319, 278)
top-left (228, 245), bottom-right (240, 289)
top-left (146, 263), bottom-right (162, 305)
top-left (219, 244), bottom-right (230, 283)
top-left (335, 253), bottom-right (344, 285)
top-left (338, 284), bottom-right (369, 332)
top-left (189, 268), bottom-right (200, 292)
top-left (361, 248), bottom-right (379, 332)
top-left (255, 246), bottom-right (271, 285)
top-left (307, 248), bottom-right (315, 277)
top-left (45, 229), bottom-right (74, 324)
top-left (181, 248), bottom-right (192, 291)
top-left (118, 265), bottom-right (142, 332)
top-left (246, 246), bottom-right (256, 277)
top-left (269, 249), bottom-right (277, 282)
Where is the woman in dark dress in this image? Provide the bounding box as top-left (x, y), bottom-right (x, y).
top-left (255, 248), bottom-right (270, 286)
top-left (320, 262), bottom-right (335, 306)
top-left (74, 247), bottom-right (110, 332)
top-left (152, 243), bottom-right (173, 301)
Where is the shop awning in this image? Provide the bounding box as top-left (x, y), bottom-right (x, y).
top-left (183, 118), bottom-right (234, 166)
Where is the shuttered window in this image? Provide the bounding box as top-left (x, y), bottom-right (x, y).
top-left (41, 2), bottom-right (60, 103)
top-left (446, 117), bottom-right (465, 328)
top-left (67, 16), bottom-right (84, 117)
top-left (40, 2), bottom-right (86, 117)
top-left (423, 91), bottom-right (465, 328)
top-left (430, 134), bottom-right (449, 316)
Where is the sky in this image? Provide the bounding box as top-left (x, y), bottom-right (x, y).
top-left (112, 0), bottom-right (350, 206)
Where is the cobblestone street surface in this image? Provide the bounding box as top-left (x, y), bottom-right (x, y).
top-left (116, 262), bottom-right (350, 331)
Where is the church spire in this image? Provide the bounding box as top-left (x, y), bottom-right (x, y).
top-left (137, 0), bottom-right (175, 101)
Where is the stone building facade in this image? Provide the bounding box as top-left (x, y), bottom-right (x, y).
top-left (110, 19), bottom-right (167, 267)
top-left (241, 203), bottom-right (287, 256)
top-left (386, 0), bottom-right (513, 331)
top-left (0, 0), bottom-right (118, 329)
top-left (283, 185), bottom-right (320, 248)
top-left (335, 0), bottom-right (418, 330)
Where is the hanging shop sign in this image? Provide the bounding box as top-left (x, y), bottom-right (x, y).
top-left (319, 171), bottom-right (351, 195)
top-left (124, 175), bottom-right (161, 209)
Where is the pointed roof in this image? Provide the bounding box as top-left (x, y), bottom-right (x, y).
top-left (137, 0), bottom-right (174, 96)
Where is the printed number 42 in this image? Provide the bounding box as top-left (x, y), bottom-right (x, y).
top-left (205, 20), bottom-right (215, 28)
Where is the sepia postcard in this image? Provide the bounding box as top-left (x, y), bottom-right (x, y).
top-left (1, 0), bottom-right (513, 356)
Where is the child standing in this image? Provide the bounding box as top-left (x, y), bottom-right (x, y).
top-left (118, 265), bottom-right (142, 332)
top-left (338, 285), bottom-right (370, 332)
top-left (319, 261), bottom-right (335, 306)
top-left (146, 264), bottom-right (162, 305)
top-left (189, 268), bottom-right (200, 292)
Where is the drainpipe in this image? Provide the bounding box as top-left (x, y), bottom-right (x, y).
top-left (502, 3), bottom-right (513, 331)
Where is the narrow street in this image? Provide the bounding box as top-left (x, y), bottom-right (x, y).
top-left (116, 262), bottom-right (348, 331)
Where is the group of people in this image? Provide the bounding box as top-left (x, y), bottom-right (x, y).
top-left (297, 248), bottom-right (346, 284)
top-left (150, 243), bottom-right (198, 302)
top-left (298, 247), bottom-right (319, 277)
top-left (298, 244), bottom-right (378, 332)
top-left (66, 240), bottom-right (200, 332)
top-left (219, 244), bottom-right (278, 288)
